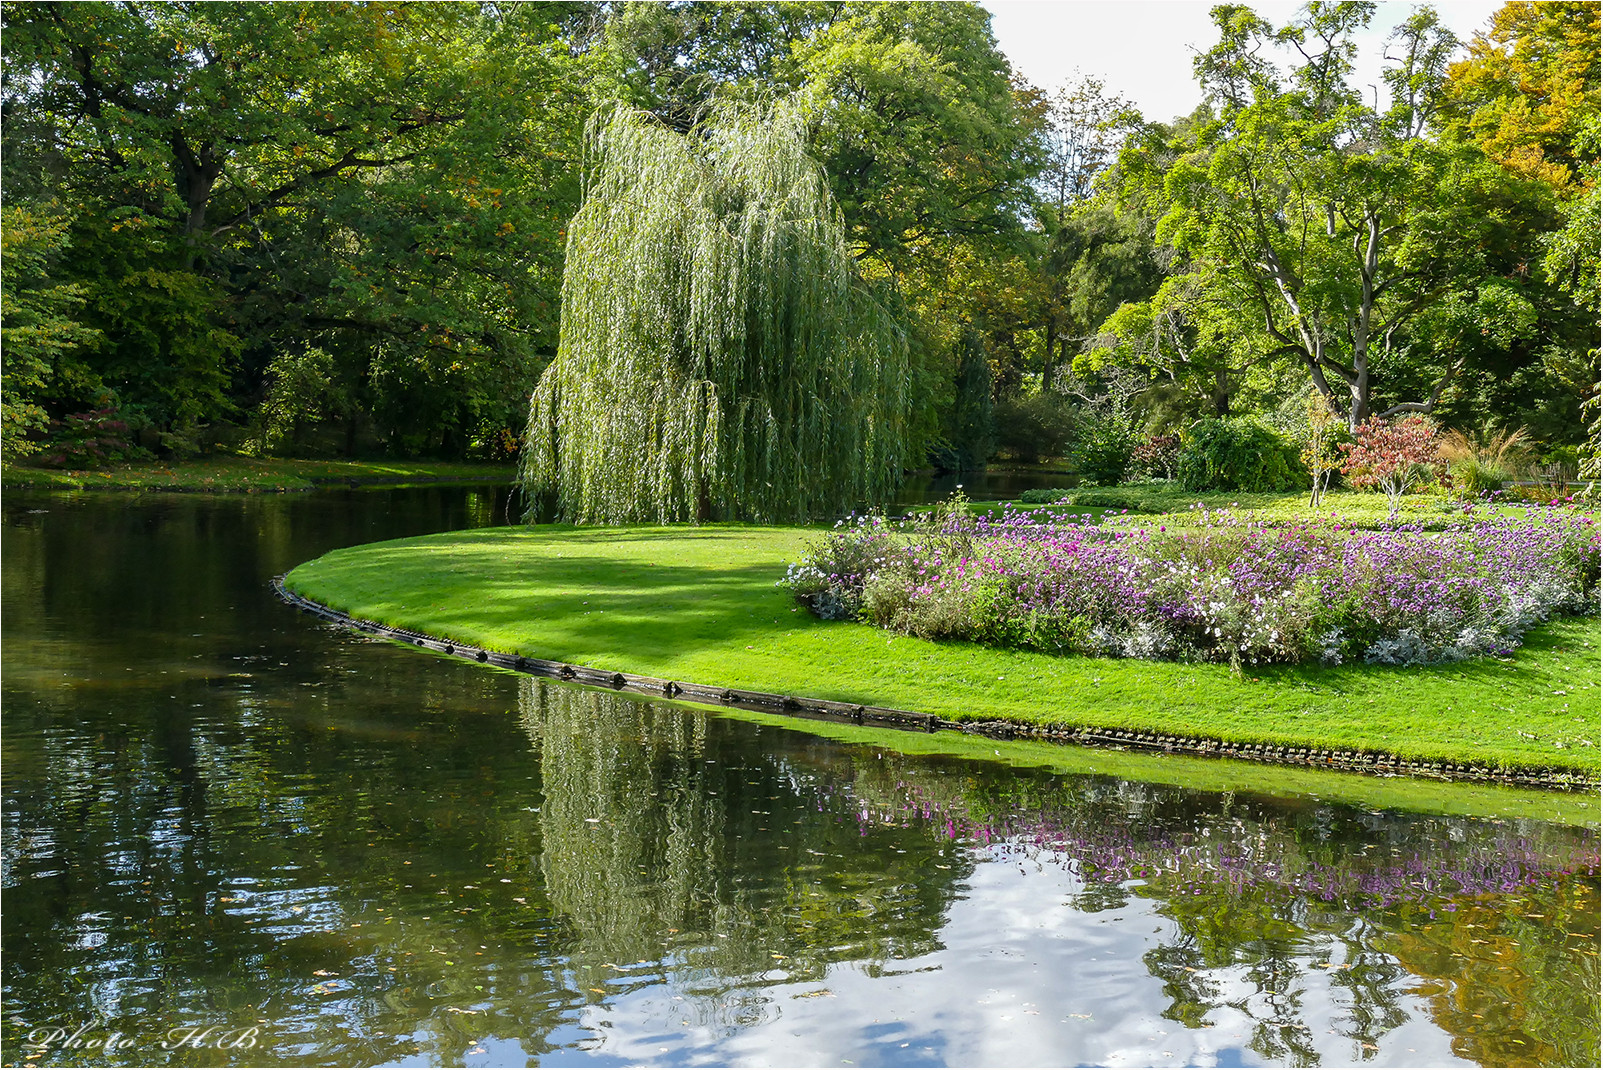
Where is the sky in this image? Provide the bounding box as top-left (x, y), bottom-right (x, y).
top-left (984, 0), bottom-right (1505, 124)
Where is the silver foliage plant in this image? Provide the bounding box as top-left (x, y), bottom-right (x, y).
top-left (522, 104), bottom-right (910, 523)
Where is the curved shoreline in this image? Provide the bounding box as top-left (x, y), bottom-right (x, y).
top-left (273, 577), bottom-right (1598, 792)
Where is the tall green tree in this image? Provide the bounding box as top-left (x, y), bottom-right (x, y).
top-left (2, 1), bottom-right (589, 451)
top-left (1442, 0), bottom-right (1599, 462)
top-left (0, 203), bottom-right (102, 456)
top-left (521, 105), bottom-right (909, 524)
top-left (1030, 77), bottom-right (1149, 391)
top-left (595, 2), bottom-right (1042, 271)
top-left (1037, 75), bottom-right (1138, 221)
top-left (791, 2), bottom-right (1041, 273)
top-left (1443, 0), bottom-right (1601, 194)
top-left (591, 1), bottom-right (1045, 464)
top-left (1042, 199), bottom-right (1163, 395)
top-left (1139, 3), bottom-right (1552, 429)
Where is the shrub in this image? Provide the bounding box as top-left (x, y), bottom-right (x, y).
top-left (251, 347), bottom-right (352, 456)
top-left (1177, 418), bottom-right (1303, 492)
top-left (1018, 488), bottom-right (1075, 504)
top-left (34, 408), bottom-right (150, 468)
top-left (1340, 415), bottom-right (1442, 520)
top-left (1130, 433), bottom-right (1181, 481)
top-left (1072, 416), bottom-right (1134, 486)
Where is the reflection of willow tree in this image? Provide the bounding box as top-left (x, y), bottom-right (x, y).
top-left (520, 679), bottom-right (970, 1025)
top-left (522, 677), bottom-right (727, 968)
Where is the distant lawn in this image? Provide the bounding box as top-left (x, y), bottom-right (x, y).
top-left (962, 487), bottom-right (1590, 529)
top-left (1, 456), bottom-right (516, 492)
top-left (284, 523), bottom-right (1601, 776)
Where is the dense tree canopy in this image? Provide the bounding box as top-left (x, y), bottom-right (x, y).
top-left (3, 0), bottom-right (589, 452)
top-left (1, 0), bottom-right (1594, 489)
top-left (1081, 1), bottom-right (1595, 462)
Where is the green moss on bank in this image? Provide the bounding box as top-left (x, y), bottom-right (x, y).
top-left (284, 524), bottom-right (1601, 777)
top-left (1, 457), bottom-right (516, 492)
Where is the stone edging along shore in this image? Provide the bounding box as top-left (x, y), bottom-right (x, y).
top-left (273, 578), bottom-right (1600, 793)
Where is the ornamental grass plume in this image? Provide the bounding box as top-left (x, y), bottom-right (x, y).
top-left (1437, 424), bottom-right (1532, 498)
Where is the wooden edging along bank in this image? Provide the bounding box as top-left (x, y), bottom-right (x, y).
top-left (273, 578), bottom-right (1599, 793)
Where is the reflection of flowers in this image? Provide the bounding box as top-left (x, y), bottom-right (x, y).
top-left (970, 815), bottom-right (1597, 912)
top-left (843, 774), bottom-right (1599, 913)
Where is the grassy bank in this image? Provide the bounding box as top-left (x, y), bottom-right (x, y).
top-left (1, 456), bottom-right (516, 492)
top-left (284, 523), bottom-right (1601, 776)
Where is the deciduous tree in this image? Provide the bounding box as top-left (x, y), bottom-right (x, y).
top-left (1340, 414), bottom-right (1441, 519)
top-left (521, 105), bottom-right (909, 524)
top-left (1145, 4), bottom-right (1550, 431)
top-left (2, 1), bottom-right (588, 450)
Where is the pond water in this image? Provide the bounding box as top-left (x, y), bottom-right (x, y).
top-left (2, 488), bottom-right (1597, 1068)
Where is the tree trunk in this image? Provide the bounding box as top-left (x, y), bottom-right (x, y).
top-left (1041, 318), bottom-right (1056, 393)
top-left (1346, 209), bottom-right (1381, 429)
top-left (172, 133), bottom-right (222, 270)
top-left (1213, 368), bottom-right (1230, 416)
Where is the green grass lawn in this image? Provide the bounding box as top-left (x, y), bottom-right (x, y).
top-left (963, 487), bottom-right (1590, 530)
top-left (285, 522), bottom-right (1601, 776)
top-left (1, 456), bottom-right (516, 492)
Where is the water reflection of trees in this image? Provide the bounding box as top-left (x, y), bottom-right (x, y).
top-left (523, 680), bottom-right (1598, 1065)
top-left (3, 491), bottom-right (568, 1067)
top-left (883, 760), bottom-right (1599, 1067)
top-left (521, 679), bottom-right (971, 1034)
top-left (8, 480), bottom-right (1597, 1070)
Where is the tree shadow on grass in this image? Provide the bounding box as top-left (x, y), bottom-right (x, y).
top-left (306, 536), bottom-right (819, 666)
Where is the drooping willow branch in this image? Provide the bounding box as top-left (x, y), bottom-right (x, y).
top-left (522, 103), bottom-right (910, 524)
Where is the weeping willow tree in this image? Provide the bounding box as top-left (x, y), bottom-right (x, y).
top-left (521, 104), bottom-right (910, 523)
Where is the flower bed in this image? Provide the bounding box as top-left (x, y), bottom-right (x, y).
top-left (781, 504), bottom-right (1600, 667)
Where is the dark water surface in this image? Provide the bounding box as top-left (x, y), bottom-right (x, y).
top-left (2, 488), bottom-right (1598, 1068)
